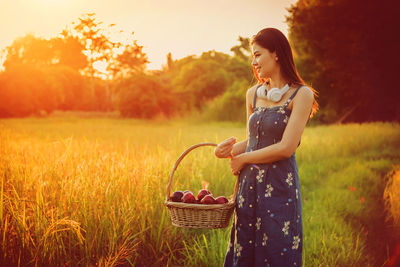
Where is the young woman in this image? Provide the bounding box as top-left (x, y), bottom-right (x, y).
top-left (215, 28), bottom-right (318, 267)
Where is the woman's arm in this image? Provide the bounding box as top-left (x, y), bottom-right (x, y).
top-left (231, 139), bottom-right (247, 156)
top-left (231, 87), bottom-right (256, 156)
top-left (230, 86), bottom-right (314, 173)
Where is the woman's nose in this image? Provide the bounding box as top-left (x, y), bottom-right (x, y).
top-left (252, 57), bottom-right (257, 66)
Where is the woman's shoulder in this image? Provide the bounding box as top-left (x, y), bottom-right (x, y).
top-left (297, 84), bottom-right (315, 99)
top-left (292, 84), bottom-right (315, 108)
top-left (246, 83), bottom-right (261, 99)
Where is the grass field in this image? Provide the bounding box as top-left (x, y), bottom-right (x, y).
top-left (1, 116), bottom-right (399, 266)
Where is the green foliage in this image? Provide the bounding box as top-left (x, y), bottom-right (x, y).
top-left (230, 36), bottom-right (252, 62)
top-left (115, 73), bottom-right (177, 118)
top-left (200, 79), bottom-right (250, 123)
top-left (163, 50), bottom-right (253, 113)
top-left (172, 57), bottom-right (229, 109)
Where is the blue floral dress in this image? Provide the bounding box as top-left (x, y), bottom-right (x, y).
top-left (224, 85), bottom-right (304, 267)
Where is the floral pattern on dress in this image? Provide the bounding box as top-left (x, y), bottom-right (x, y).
top-left (234, 242), bottom-right (243, 257)
top-left (282, 221), bottom-right (290, 236)
top-left (238, 195), bottom-right (245, 208)
top-left (256, 168), bottom-right (265, 183)
top-left (286, 172), bottom-right (293, 186)
top-left (283, 115), bottom-right (289, 124)
top-left (265, 184), bottom-right (274, 197)
top-left (256, 217), bottom-right (261, 230)
top-left (262, 233), bottom-right (268, 246)
top-left (292, 235), bottom-right (300, 250)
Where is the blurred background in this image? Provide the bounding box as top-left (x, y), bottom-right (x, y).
top-left (0, 0), bottom-right (398, 123)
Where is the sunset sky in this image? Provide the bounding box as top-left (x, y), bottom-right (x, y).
top-left (0, 0), bottom-right (297, 70)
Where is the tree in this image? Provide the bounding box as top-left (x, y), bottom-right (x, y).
top-left (287, 0), bottom-right (399, 122)
top-left (3, 34), bottom-right (87, 71)
top-left (51, 34), bottom-right (87, 71)
top-left (230, 36), bottom-right (251, 62)
top-left (67, 13), bottom-right (148, 80)
top-left (107, 35), bottom-right (148, 79)
top-left (67, 13), bottom-right (148, 110)
top-left (69, 13), bottom-right (113, 78)
top-left (0, 34), bottom-right (87, 116)
top-left (115, 74), bottom-right (177, 118)
top-left (0, 14), bottom-right (150, 116)
top-left (172, 57), bottom-right (229, 109)
top-left (0, 63), bottom-right (62, 116)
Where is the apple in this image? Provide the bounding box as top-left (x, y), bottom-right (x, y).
top-left (215, 196), bottom-right (229, 204)
top-left (182, 192), bottom-right (196, 203)
top-left (171, 191), bottom-right (184, 202)
top-left (200, 195), bottom-right (216, 204)
top-left (197, 189), bottom-right (211, 201)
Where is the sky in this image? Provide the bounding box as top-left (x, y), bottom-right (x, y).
top-left (0, 0), bottom-right (297, 70)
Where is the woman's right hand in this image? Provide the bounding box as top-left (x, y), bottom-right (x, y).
top-left (215, 137), bottom-right (237, 158)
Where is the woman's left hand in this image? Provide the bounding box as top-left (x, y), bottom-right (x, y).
top-left (230, 153), bottom-right (247, 175)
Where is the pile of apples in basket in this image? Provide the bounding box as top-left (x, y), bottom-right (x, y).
top-left (170, 189), bottom-right (229, 204)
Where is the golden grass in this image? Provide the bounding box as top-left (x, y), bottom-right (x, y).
top-left (0, 118), bottom-right (399, 266)
top-left (384, 165), bottom-right (400, 232)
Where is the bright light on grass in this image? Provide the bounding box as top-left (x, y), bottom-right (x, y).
top-left (0, 118), bottom-right (399, 266)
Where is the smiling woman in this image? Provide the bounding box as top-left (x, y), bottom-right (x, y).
top-left (215, 27), bottom-right (317, 267)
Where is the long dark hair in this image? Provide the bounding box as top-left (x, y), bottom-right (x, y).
top-left (251, 28), bottom-right (318, 117)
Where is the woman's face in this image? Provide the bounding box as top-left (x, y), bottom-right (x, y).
top-left (251, 42), bottom-right (278, 80)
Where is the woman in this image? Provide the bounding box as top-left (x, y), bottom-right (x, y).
top-left (215, 28), bottom-right (318, 267)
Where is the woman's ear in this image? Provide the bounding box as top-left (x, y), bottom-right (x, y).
top-left (272, 51), bottom-right (278, 61)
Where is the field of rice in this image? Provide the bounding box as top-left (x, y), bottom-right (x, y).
top-left (1, 116), bottom-right (399, 266)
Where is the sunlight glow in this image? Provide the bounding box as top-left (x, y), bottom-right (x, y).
top-left (35, 0), bottom-right (74, 6)
top-left (1, 0), bottom-right (296, 70)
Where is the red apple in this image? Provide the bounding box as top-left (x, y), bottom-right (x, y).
top-left (171, 191), bottom-right (184, 202)
top-left (182, 192), bottom-right (196, 203)
top-left (197, 189), bottom-right (211, 201)
top-left (200, 195), bottom-right (216, 204)
top-left (215, 196), bottom-right (229, 204)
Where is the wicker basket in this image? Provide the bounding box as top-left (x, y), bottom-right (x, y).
top-left (164, 143), bottom-right (239, 229)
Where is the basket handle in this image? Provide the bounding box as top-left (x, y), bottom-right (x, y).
top-left (166, 142), bottom-right (239, 202)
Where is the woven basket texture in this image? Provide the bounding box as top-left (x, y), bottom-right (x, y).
top-left (165, 143), bottom-right (238, 229)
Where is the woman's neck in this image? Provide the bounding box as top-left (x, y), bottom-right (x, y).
top-left (267, 72), bottom-right (289, 88)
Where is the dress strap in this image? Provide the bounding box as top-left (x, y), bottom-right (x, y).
top-left (284, 85), bottom-right (304, 107)
top-left (253, 84), bottom-right (263, 109)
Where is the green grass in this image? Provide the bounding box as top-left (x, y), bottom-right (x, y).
top-left (0, 117), bottom-right (399, 266)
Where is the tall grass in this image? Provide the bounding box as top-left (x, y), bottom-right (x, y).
top-left (384, 165), bottom-right (400, 232)
top-left (0, 117), bottom-right (399, 266)
top-left (383, 165), bottom-right (400, 266)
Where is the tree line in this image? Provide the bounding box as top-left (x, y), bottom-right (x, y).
top-left (288, 0), bottom-right (398, 122)
top-left (0, 0), bottom-right (398, 123)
